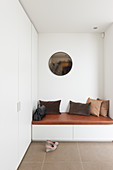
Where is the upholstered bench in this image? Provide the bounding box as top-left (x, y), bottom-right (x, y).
top-left (32, 112), bottom-right (113, 142)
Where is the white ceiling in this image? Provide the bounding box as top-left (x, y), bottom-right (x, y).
top-left (20, 0), bottom-right (113, 33)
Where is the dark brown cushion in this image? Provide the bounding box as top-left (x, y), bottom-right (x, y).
top-left (97, 98), bottom-right (109, 117)
top-left (69, 101), bottom-right (91, 116)
top-left (39, 100), bottom-right (61, 114)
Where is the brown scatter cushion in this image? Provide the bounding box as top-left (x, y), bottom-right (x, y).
top-left (97, 98), bottom-right (109, 117)
top-left (39, 100), bottom-right (61, 114)
top-left (87, 98), bottom-right (102, 117)
top-left (69, 101), bottom-right (91, 116)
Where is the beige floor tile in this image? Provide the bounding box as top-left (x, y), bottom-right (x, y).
top-left (18, 162), bottom-right (42, 170)
top-left (101, 162), bottom-right (113, 170)
top-left (78, 142), bottom-right (113, 162)
top-left (83, 162), bottom-right (113, 170)
top-left (83, 162), bottom-right (101, 170)
top-left (64, 162), bottom-right (83, 170)
top-left (22, 142), bottom-right (46, 163)
top-left (45, 142), bottom-right (81, 162)
top-left (43, 161), bottom-right (82, 170)
top-left (28, 142), bottom-right (45, 151)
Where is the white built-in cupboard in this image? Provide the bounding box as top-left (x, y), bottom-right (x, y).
top-left (0, 0), bottom-right (38, 170)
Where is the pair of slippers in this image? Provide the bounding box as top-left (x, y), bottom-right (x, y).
top-left (46, 140), bottom-right (59, 152)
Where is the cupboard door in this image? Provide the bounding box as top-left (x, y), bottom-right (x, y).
top-left (0, 0), bottom-right (19, 169)
top-left (32, 125), bottom-right (73, 141)
top-left (18, 3), bottom-right (32, 164)
top-left (74, 125), bottom-right (113, 141)
top-left (31, 25), bottom-right (38, 112)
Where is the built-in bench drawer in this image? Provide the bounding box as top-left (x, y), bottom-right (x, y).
top-left (32, 125), bottom-right (73, 141)
top-left (32, 125), bottom-right (113, 142)
top-left (73, 125), bottom-right (113, 141)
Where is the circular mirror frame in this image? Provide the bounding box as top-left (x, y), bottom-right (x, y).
top-left (49, 52), bottom-right (72, 76)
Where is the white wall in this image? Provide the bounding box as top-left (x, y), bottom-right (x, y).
top-left (104, 24), bottom-right (113, 119)
top-left (38, 33), bottom-right (104, 112)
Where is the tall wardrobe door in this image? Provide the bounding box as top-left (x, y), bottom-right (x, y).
top-left (31, 25), bottom-right (38, 112)
top-left (0, 0), bottom-right (18, 169)
top-left (18, 3), bottom-right (32, 164)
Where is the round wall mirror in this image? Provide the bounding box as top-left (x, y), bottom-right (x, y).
top-left (49, 52), bottom-right (72, 76)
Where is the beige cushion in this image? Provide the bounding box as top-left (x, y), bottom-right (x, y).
top-left (87, 98), bottom-right (102, 117)
top-left (97, 98), bottom-right (109, 117)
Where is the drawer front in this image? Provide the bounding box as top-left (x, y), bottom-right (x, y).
top-left (74, 125), bottom-right (113, 141)
top-left (32, 125), bottom-right (73, 141)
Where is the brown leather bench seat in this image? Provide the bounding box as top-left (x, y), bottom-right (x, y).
top-left (32, 112), bottom-right (113, 125)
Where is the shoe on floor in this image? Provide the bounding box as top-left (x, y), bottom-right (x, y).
top-left (45, 143), bottom-right (57, 152)
top-left (46, 140), bottom-right (59, 146)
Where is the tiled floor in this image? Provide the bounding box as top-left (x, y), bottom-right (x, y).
top-left (18, 142), bottom-right (113, 170)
